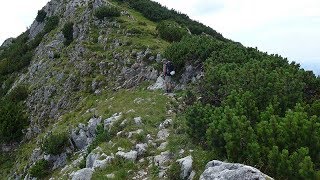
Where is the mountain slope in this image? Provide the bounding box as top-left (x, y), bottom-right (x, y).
top-left (0, 0), bottom-right (319, 179)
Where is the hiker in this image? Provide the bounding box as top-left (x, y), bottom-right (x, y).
top-left (163, 59), bottom-right (175, 93)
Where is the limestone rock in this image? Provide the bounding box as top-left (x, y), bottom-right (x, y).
top-left (116, 150), bottom-right (138, 161)
top-left (200, 160), bottom-right (273, 180)
top-left (148, 76), bottom-right (165, 90)
top-left (157, 142), bottom-right (168, 151)
top-left (159, 119), bottom-right (172, 129)
top-left (86, 152), bottom-right (100, 168)
top-left (104, 113), bottom-right (122, 130)
top-left (135, 143), bottom-right (148, 156)
top-left (157, 129), bottom-right (170, 141)
top-left (134, 117), bottom-right (143, 125)
top-left (177, 155), bottom-right (193, 180)
top-left (154, 151), bottom-right (173, 167)
top-left (87, 117), bottom-right (102, 137)
top-left (70, 168), bottom-right (93, 180)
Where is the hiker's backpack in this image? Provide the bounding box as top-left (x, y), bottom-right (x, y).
top-left (166, 61), bottom-right (175, 76)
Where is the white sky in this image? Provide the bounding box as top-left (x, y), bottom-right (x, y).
top-left (0, 0), bottom-right (319, 74)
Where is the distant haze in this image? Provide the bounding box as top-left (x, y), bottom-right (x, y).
top-left (0, 0), bottom-right (319, 76)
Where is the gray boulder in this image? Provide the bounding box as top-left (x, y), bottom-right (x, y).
top-left (86, 152), bottom-right (100, 168)
top-left (200, 160), bottom-right (273, 180)
top-left (148, 76), bottom-right (165, 90)
top-left (116, 150), bottom-right (138, 161)
top-left (71, 168), bottom-right (93, 180)
top-left (177, 155), bottom-right (193, 180)
top-left (154, 151), bottom-right (173, 167)
top-left (157, 129), bottom-right (170, 141)
top-left (71, 129), bottom-right (89, 150)
top-left (92, 155), bottom-right (114, 169)
top-left (135, 143), bottom-right (148, 156)
top-left (87, 117), bottom-right (102, 137)
top-left (134, 117), bottom-right (143, 126)
top-left (53, 153), bottom-right (67, 170)
top-left (159, 119), bottom-right (172, 129)
top-left (104, 113), bottom-right (122, 130)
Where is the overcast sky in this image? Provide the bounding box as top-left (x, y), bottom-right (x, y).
top-left (0, 0), bottom-right (319, 75)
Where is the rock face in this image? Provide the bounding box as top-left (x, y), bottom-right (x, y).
top-left (200, 160), bottom-right (273, 180)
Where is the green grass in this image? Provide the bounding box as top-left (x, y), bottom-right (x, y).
top-left (0, 152), bottom-right (15, 178)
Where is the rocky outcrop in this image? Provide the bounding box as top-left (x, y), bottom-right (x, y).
top-left (71, 117), bottom-right (102, 150)
top-left (70, 168), bottom-right (93, 180)
top-left (116, 150), bottom-right (138, 161)
top-left (86, 147), bottom-right (114, 169)
top-left (200, 160), bottom-right (273, 180)
top-left (177, 155), bottom-right (194, 180)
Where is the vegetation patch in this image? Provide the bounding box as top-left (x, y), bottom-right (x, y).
top-left (36, 10), bottom-right (47, 23)
top-left (156, 20), bottom-right (188, 42)
top-left (29, 159), bottom-right (51, 178)
top-left (42, 132), bottom-right (69, 155)
top-left (94, 6), bottom-right (121, 20)
top-left (62, 22), bottom-right (74, 46)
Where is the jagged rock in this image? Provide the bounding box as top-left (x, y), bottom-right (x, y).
top-left (134, 117), bottom-right (143, 125)
top-left (29, 20), bottom-right (45, 39)
top-left (157, 129), bottom-right (170, 141)
top-left (159, 119), bottom-right (172, 129)
top-left (86, 152), bottom-right (100, 168)
top-left (88, 117), bottom-right (102, 137)
top-left (128, 129), bottom-right (143, 139)
top-left (30, 148), bottom-right (42, 163)
top-left (148, 76), bottom-right (165, 90)
top-left (104, 113), bottom-right (122, 130)
top-left (92, 155), bottom-right (114, 169)
top-left (154, 151), bottom-right (173, 167)
top-left (116, 150), bottom-right (138, 161)
top-left (135, 143), bottom-right (148, 156)
top-left (71, 128), bottom-right (90, 150)
top-left (53, 153), bottom-right (68, 170)
top-left (200, 160), bottom-right (273, 180)
top-left (157, 142), bottom-right (168, 151)
top-left (43, 153), bottom-right (67, 170)
top-left (70, 168), bottom-right (93, 180)
top-left (177, 155), bottom-right (193, 180)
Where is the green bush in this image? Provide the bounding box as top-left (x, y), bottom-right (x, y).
top-left (44, 16), bottom-right (59, 33)
top-left (7, 85), bottom-right (28, 102)
top-left (62, 22), bottom-right (74, 46)
top-left (94, 6), bottom-right (121, 20)
top-left (0, 99), bottom-right (28, 143)
top-left (156, 20), bottom-right (188, 42)
top-left (29, 159), bottom-right (50, 178)
top-left (0, 32), bottom-right (32, 76)
top-left (164, 35), bottom-right (221, 74)
top-left (42, 132), bottom-right (69, 155)
top-left (36, 10), bottom-right (47, 23)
